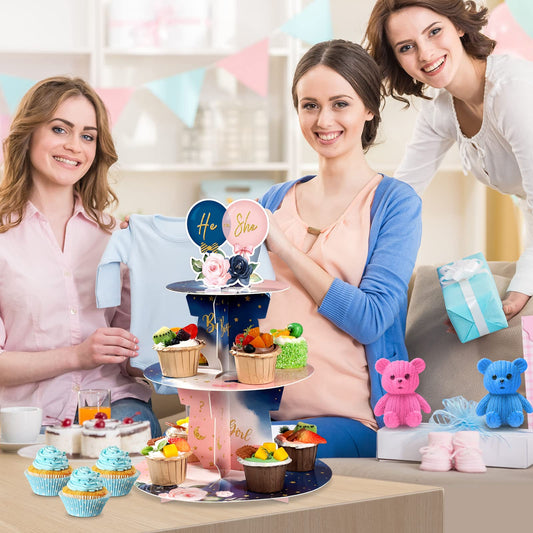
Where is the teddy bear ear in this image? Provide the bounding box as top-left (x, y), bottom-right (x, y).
top-left (375, 358), bottom-right (390, 374)
top-left (477, 358), bottom-right (492, 373)
top-left (410, 358), bottom-right (426, 373)
top-left (513, 358), bottom-right (528, 373)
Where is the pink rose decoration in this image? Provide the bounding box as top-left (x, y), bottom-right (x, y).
top-left (160, 487), bottom-right (208, 502)
top-left (202, 253), bottom-right (231, 287)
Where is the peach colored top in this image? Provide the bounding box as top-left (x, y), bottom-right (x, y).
top-left (261, 175), bottom-right (382, 430)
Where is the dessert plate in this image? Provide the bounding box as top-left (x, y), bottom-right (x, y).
top-left (0, 434), bottom-right (45, 453)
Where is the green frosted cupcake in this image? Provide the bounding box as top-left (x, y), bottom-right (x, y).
top-left (274, 336), bottom-right (308, 369)
top-left (25, 445), bottom-right (72, 496)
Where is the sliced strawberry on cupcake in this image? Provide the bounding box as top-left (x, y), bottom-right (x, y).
top-left (274, 422), bottom-right (327, 472)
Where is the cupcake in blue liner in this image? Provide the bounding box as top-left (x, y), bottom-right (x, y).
top-left (59, 467), bottom-right (110, 517)
top-left (25, 445), bottom-right (72, 496)
top-left (92, 445), bottom-right (139, 496)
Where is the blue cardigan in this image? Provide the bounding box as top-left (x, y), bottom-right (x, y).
top-left (260, 175), bottom-right (422, 425)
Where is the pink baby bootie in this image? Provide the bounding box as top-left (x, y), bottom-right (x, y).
top-left (419, 432), bottom-right (453, 471)
top-left (452, 431), bottom-right (487, 473)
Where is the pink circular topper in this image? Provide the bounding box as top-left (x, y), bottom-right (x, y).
top-left (222, 199), bottom-right (269, 256)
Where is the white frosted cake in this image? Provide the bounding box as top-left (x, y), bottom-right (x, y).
top-left (81, 419), bottom-right (121, 458)
top-left (45, 424), bottom-right (82, 455)
top-left (119, 420), bottom-right (151, 454)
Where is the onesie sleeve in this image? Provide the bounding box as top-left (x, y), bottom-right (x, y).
top-left (395, 98), bottom-right (456, 194)
top-left (319, 186), bottom-right (422, 344)
top-left (491, 77), bottom-right (533, 295)
top-left (95, 227), bottom-right (132, 309)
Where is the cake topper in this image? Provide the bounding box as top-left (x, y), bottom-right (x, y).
top-left (187, 198), bottom-right (268, 288)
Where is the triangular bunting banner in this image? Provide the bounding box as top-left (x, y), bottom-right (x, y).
top-left (280, 0), bottom-right (333, 45)
top-left (0, 74), bottom-right (36, 114)
top-left (507, 0), bottom-right (533, 39)
top-left (96, 87), bottom-right (135, 128)
top-left (216, 38), bottom-right (270, 97)
top-left (145, 68), bottom-right (206, 128)
top-left (0, 114), bottom-right (11, 163)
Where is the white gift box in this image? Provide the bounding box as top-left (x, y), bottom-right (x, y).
top-left (377, 423), bottom-right (533, 469)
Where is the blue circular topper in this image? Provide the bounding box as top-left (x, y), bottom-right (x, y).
top-left (186, 199), bottom-right (227, 253)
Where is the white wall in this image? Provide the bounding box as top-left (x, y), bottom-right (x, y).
top-left (0, 0), bottom-right (486, 268)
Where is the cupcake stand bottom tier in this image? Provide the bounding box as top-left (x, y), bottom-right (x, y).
top-left (135, 460), bottom-right (332, 503)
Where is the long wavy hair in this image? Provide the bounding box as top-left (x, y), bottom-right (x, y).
top-left (292, 39), bottom-right (383, 152)
top-left (365, 0), bottom-right (496, 105)
top-left (0, 76), bottom-right (118, 232)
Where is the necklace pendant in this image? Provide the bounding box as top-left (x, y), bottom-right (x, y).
top-left (307, 226), bottom-right (321, 236)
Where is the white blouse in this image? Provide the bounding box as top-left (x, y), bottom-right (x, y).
top-left (396, 54), bottom-right (533, 295)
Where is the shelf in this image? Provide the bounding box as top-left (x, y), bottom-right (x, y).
top-left (115, 162), bottom-right (290, 173)
top-left (103, 47), bottom-right (290, 58)
top-left (0, 48), bottom-right (92, 56)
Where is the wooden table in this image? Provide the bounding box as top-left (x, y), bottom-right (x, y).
top-left (1, 450), bottom-right (443, 532)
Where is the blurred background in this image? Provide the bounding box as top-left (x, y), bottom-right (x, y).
top-left (0, 0), bottom-right (530, 267)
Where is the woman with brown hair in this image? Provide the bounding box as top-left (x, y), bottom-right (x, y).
top-left (0, 76), bottom-right (159, 435)
top-left (365, 0), bottom-right (533, 320)
top-left (260, 40), bottom-right (421, 456)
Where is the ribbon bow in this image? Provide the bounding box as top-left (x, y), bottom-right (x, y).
top-left (429, 396), bottom-right (490, 434)
top-left (201, 242), bottom-right (219, 253)
top-left (439, 258), bottom-right (484, 286)
top-left (233, 244), bottom-right (254, 258)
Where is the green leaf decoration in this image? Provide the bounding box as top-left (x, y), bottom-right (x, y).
top-left (191, 258), bottom-right (203, 272)
top-left (250, 273), bottom-right (263, 283)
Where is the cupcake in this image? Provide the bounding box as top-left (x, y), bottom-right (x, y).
top-left (230, 327), bottom-right (281, 384)
top-left (59, 467), bottom-right (110, 517)
top-left (92, 446), bottom-right (140, 496)
top-left (141, 437), bottom-right (192, 486)
top-left (25, 445), bottom-right (72, 496)
top-left (236, 442), bottom-right (291, 493)
top-left (271, 323), bottom-right (308, 369)
top-left (274, 422), bottom-right (327, 471)
top-left (152, 325), bottom-right (205, 378)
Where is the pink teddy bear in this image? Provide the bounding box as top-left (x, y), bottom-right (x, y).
top-left (374, 358), bottom-right (431, 428)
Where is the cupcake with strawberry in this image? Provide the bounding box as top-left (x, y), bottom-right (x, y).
top-left (274, 422), bottom-right (327, 471)
top-left (236, 442), bottom-right (291, 493)
top-left (152, 323), bottom-right (206, 378)
top-left (271, 322), bottom-right (308, 369)
top-left (141, 436), bottom-right (192, 486)
top-left (230, 326), bottom-right (281, 385)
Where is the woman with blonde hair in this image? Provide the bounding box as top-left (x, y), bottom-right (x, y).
top-left (0, 76), bottom-right (159, 435)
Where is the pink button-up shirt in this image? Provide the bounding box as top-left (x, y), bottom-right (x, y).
top-left (0, 199), bottom-right (151, 424)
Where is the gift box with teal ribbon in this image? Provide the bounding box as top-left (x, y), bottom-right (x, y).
top-left (437, 252), bottom-right (508, 343)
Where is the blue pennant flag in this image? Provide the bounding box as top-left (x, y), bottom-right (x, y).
top-left (280, 0), bottom-right (333, 45)
top-left (145, 68), bottom-right (206, 128)
top-left (507, 0), bottom-right (533, 39)
top-left (0, 74), bottom-right (36, 114)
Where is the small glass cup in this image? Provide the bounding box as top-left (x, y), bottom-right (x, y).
top-left (77, 389), bottom-right (111, 424)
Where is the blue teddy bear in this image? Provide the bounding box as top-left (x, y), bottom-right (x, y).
top-left (476, 358), bottom-right (533, 428)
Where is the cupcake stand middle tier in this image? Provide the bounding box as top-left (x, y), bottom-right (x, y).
top-left (141, 280), bottom-right (332, 502)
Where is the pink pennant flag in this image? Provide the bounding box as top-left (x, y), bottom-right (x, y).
top-left (216, 38), bottom-right (269, 97)
top-left (96, 87), bottom-right (135, 128)
top-left (0, 114), bottom-right (11, 163)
